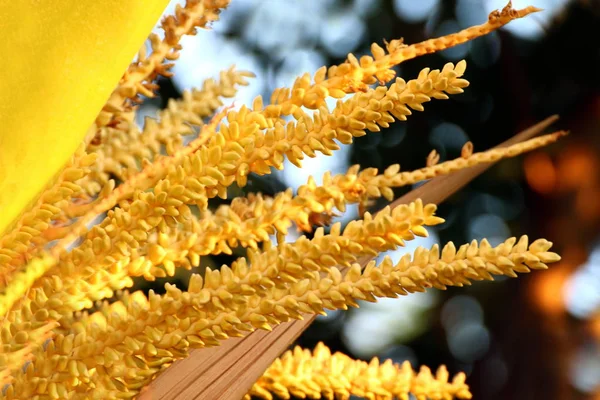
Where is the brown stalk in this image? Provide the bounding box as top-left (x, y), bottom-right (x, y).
top-left (141, 115), bottom-right (560, 400)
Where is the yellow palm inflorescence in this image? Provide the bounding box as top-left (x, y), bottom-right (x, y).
top-left (0, 1), bottom-right (563, 399)
top-left (247, 342), bottom-right (472, 400)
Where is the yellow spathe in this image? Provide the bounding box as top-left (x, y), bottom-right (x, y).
top-left (0, 0), bottom-right (170, 234)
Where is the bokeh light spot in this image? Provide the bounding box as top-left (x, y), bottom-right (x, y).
top-left (467, 213), bottom-right (510, 246)
top-left (429, 122), bottom-right (469, 156)
top-left (570, 344), bottom-right (600, 393)
top-left (524, 152), bottom-right (556, 194)
top-left (393, 0), bottom-right (439, 23)
top-left (447, 321), bottom-right (491, 362)
top-left (320, 10), bottom-right (366, 57)
top-left (469, 31), bottom-right (501, 68)
top-left (441, 295), bottom-right (484, 332)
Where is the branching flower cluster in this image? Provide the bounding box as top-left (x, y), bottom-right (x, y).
top-left (0, 1), bottom-right (562, 399)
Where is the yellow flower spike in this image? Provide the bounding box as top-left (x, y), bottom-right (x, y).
top-left (0, 0), bottom-right (170, 235)
top-left (248, 342), bottom-right (472, 400)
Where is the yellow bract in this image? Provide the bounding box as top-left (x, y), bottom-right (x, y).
top-left (0, 0), bottom-right (169, 234)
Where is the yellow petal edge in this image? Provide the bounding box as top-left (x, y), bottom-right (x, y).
top-left (0, 0), bottom-right (170, 234)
